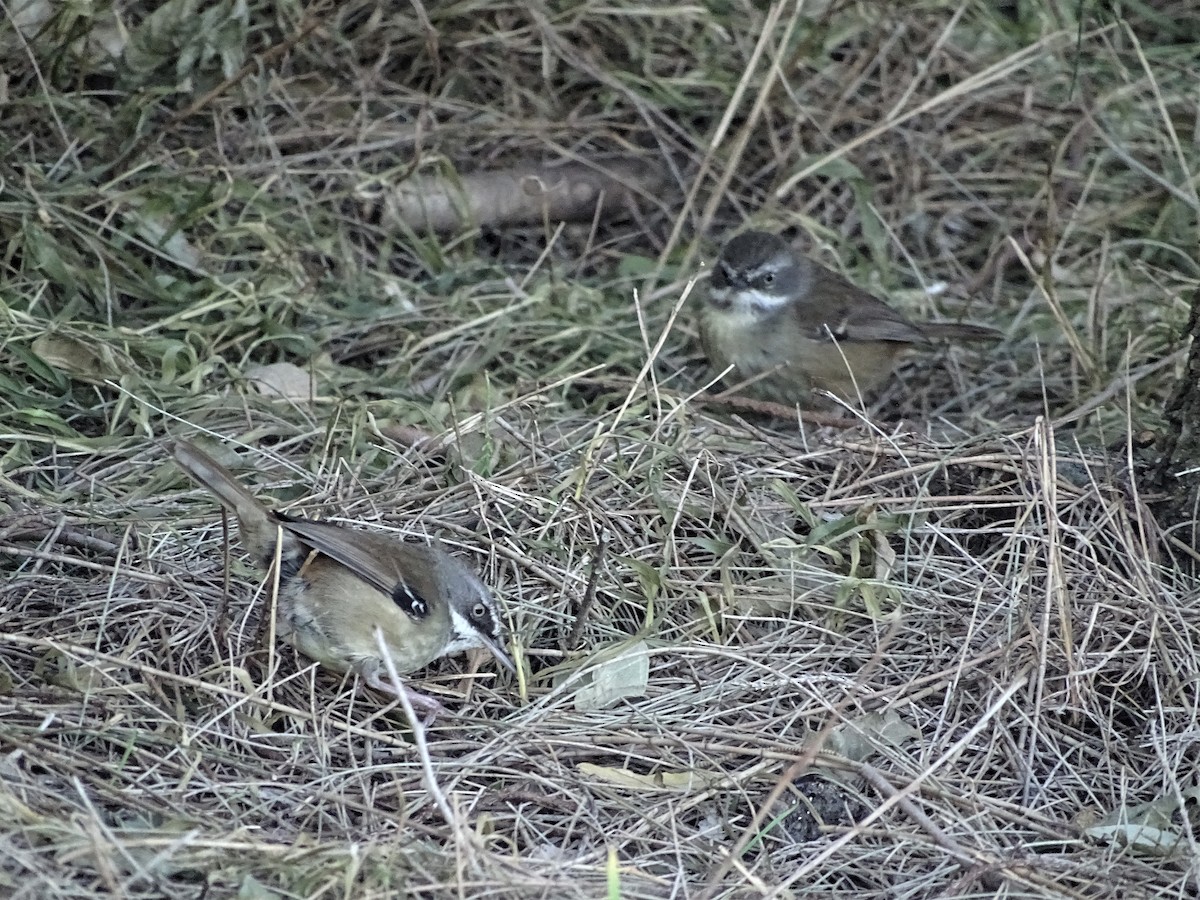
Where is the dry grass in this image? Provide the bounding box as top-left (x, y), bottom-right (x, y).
top-left (2, 0), bottom-right (1199, 897)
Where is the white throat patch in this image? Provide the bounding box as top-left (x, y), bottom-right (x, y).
top-left (444, 604), bottom-right (488, 655)
top-left (730, 287), bottom-right (790, 315)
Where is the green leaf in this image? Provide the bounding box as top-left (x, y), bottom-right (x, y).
top-left (9, 341), bottom-right (71, 391)
top-left (622, 557), bottom-right (662, 602)
top-left (617, 254), bottom-right (657, 278)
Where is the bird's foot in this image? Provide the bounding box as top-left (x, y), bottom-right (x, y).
top-left (367, 672), bottom-right (446, 725)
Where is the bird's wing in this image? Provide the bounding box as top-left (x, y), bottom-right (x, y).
top-left (799, 268), bottom-right (930, 345)
top-left (280, 518), bottom-right (435, 620)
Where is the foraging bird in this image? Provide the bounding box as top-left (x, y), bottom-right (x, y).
top-left (172, 440), bottom-right (514, 715)
top-left (699, 230), bottom-right (999, 404)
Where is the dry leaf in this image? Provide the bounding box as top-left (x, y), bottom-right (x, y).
top-left (573, 640), bottom-right (650, 711)
top-left (578, 763), bottom-right (724, 793)
top-left (818, 710), bottom-right (920, 762)
top-left (32, 333), bottom-right (128, 383)
top-left (245, 362), bottom-right (315, 401)
top-left (1085, 787), bottom-right (1200, 856)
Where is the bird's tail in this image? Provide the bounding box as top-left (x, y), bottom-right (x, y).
top-left (921, 322), bottom-right (1001, 342)
top-left (173, 439), bottom-right (282, 562)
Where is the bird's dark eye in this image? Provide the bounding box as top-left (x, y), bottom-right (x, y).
top-left (472, 602), bottom-right (488, 621)
top-left (761, 272), bottom-right (776, 286)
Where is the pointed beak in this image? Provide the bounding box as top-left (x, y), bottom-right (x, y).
top-left (480, 632), bottom-right (517, 675)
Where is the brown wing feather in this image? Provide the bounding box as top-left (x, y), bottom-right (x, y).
top-left (800, 266), bottom-right (999, 345)
top-left (280, 518), bottom-right (431, 614)
top-left (797, 266), bottom-right (929, 345)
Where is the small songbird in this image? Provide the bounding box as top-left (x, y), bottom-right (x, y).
top-left (699, 230), bottom-right (999, 404)
top-left (172, 440), bottom-right (515, 715)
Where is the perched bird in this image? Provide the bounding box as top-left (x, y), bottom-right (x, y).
top-left (699, 230), bottom-right (999, 404)
top-left (172, 440), bottom-right (514, 715)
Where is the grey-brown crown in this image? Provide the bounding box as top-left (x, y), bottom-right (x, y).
top-left (711, 230), bottom-right (811, 301)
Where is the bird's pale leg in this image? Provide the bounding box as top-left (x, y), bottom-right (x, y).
top-left (455, 646), bottom-right (489, 700)
top-left (365, 671), bottom-right (446, 723)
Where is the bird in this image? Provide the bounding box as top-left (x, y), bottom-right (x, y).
top-left (699, 230), bottom-right (1000, 404)
top-left (171, 439), bottom-right (515, 716)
